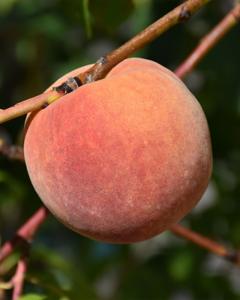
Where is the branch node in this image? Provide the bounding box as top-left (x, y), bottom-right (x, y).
top-left (54, 77), bottom-right (82, 95)
top-left (225, 251), bottom-right (240, 264)
top-left (85, 73), bottom-right (94, 83)
top-left (232, 8), bottom-right (240, 22)
top-left (179, 6), bottom-right (191, 22)
top-left (41, 102), bottom-right (49, 109)
top-left (96, 56), bottom-right (108, 66)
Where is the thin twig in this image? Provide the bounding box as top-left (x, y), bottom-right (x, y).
top-left (11, 255), bottom-right (28, 300)
top-left (0, 0), bottom-right (210, 124)
top-left (0, 143), bottom-right (24, 161)
top-left (175, 3), bottom-right (240, 78)
top-left (0, 129), bottom-right (24, 161)
top-left (0, 207), bottom-right (49, 264)
top-left (170, 224), bottom-right (240, 265)
top-left (0, 90), bottom-right (61, 124)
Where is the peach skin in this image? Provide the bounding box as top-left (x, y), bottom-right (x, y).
top-left (24, 58), bottom-right (212, 243)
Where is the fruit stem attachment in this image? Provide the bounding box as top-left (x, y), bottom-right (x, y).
top-left (54, 77), bottom-right (82, 94)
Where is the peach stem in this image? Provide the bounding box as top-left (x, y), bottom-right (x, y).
top-left (0, 90), bottom-right (62, 124)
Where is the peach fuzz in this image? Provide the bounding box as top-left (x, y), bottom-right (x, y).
top-left (24, 58), bottom-right (212, 243)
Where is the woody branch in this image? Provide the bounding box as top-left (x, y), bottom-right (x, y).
top-left (0, 0), bottom-right (210, 124)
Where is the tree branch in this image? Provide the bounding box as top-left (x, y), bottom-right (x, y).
top-left (170, 224), bottom-right (240, 265)
top-left (175, 3), bottom-right (240, 78)
top-left (75, 0), bottom-right (211, 84)
top-left (0, 142), bottom-right (24, 161)
top-left (0, 207), bottom-right (48, 264)
top-left (0, 0), bottom-right (211, 125)
top-left (0, 90), bottom-right (61, 124)
top-left (11, 255), bottom-right (28, 300)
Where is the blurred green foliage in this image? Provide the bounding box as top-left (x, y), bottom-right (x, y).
top-left (1, 0), bottom-right (240, 299)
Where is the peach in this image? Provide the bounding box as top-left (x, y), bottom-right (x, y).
top-left (24, 58), bottom-right (212, 243)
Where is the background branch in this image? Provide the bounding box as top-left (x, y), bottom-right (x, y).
top-left (0, 207), bottom-right (48, 264)
top-left (175, 3), bottom-right (240, 78)
top-left (0, 143), bottom-right (24, 161)
top-left (11, 255), bottom-right (28, 300)
top-left (170, 224), bottom-right (240, 266)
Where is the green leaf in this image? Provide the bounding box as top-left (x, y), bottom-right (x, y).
top-left (90, 0), bottom-right (135, 32)
top-left (19, 294), bottom-right (47, 300)
top-left (0, 0), bottom-right (18, 14)
top-left (82, 0), bottom-right (92, 38)
top-left (0, 281), bottom-right (12, 290)
top-left (0, 252), bottom-right (21, 275)
top-left (168, 251), bottom-right (194, 281)
top-left (27, 247), bottom-right (97, 300)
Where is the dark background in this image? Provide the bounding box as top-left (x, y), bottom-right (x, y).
top-left (0, 0), bottom-right (240, 299)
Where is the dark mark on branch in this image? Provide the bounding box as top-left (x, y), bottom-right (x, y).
top-left (179, 7), bottom-right (191, 22)
top-left (225, 251), bottom-right (240, 264)
top-left (54, 82), bottom-right (73, 94)
top-left (54, 77), bottom-right (82, 94)
top-left (73, 76), bottom-right (82, 87)
top-left (233, 10), bottom-right (240, 22)
top-left (97, 56), bottom-right (108, 66)
top-left (41, 102), bottom-right (49, 109)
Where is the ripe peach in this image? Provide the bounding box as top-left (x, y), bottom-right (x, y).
top-left (24, 58), bottom-right (212, 243)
